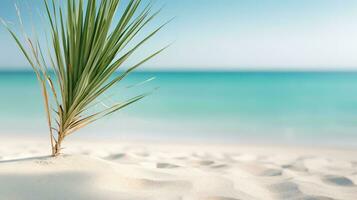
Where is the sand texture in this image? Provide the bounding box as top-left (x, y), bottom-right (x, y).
top-left (0, 139), bottom-right (356, 200)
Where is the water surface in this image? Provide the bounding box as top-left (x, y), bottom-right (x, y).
top-left (1, 71), bottom-right (357, 146)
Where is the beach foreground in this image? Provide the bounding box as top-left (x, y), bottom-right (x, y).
top-left (0, 139), bottom-right (356, 200)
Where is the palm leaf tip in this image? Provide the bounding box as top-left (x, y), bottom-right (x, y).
top-left (4, 0), bottom-right (169, 156)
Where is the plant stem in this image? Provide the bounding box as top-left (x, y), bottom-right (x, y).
top-left (50, 132), bottom-right (55, 156)
top-left (53, 134), bottom-right (64, 157)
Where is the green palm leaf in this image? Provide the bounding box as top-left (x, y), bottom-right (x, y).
top-left (3, 0), bottom-right (168, 156)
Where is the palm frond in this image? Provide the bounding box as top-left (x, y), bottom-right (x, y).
top-left (4, 0), bottom-right (167, 156)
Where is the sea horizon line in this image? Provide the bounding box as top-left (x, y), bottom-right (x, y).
top-left (2, 68), bottom-right (357, 73)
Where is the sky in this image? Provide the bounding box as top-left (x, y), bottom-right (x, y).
top-left (1, 0), bottom-right (357, 70)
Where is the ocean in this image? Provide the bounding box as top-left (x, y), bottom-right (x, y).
top-left (1, 71), bottom-right (357, 147)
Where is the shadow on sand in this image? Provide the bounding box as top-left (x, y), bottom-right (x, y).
top-left (0, 156), bottom-right (52, 164)
top-left (0, 172), bottom-right (119, 199)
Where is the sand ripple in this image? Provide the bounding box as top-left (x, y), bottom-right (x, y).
top-left (0, 140), bottom-right (356, 200)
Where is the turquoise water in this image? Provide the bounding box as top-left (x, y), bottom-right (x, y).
top-left (1, 71), bottom-right (357, 146)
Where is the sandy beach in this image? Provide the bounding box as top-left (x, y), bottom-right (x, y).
top-left (0, 138), bottom-right (356, 200)
top-left (2, 0), bottom-right (357, 199)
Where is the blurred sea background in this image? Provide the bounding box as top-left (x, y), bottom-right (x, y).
top-left (1, 70), bottom-right (357, 147)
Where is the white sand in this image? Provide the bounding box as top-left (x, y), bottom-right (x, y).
top-left (0, 138), bottom-right (356, 200)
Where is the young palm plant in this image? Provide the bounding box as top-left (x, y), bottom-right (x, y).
top-left (2, 0), bottom-right (167, 156)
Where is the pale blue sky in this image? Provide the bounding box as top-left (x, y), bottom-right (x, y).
top-left (1, 0), bottom-right (357, 70)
